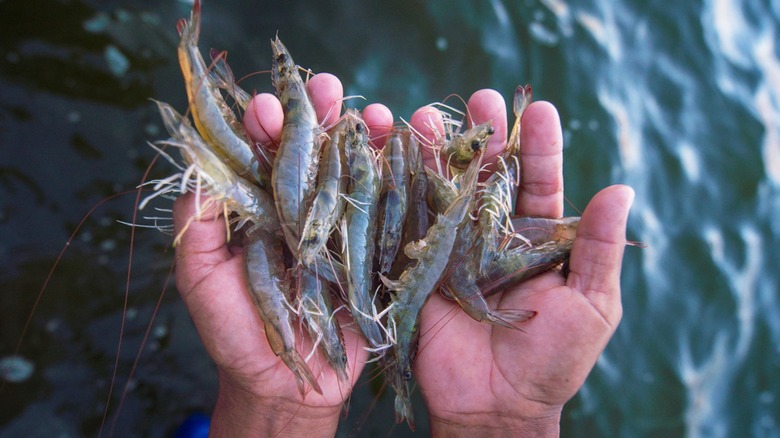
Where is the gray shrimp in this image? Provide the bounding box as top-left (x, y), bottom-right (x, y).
top-left (382, 153), bottom-right (482, 427)
top-left (376, 129), bottom-right (410, 275)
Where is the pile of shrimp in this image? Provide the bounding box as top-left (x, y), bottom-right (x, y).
top-left (145, 0), bottom-right (579, 427)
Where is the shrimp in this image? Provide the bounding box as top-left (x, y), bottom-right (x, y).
top-left (296, 266), bottom-right (349, 383)
top-left (478, 217), bottom-right (578, 297)
top-left (506, 216), bottom-right (580, 251)
top-left (341, 113), bottom-right (385, 351)
top-left (152, 101), bottom-right (279, 236)
top-left (389, 133), bottom-right (428, 277)
top-left (270, 36), bottom-right (323, 256)
top-left (440, 120), bottom-right (494, 172)
top-left (176, 0), bottom-right (263, 187)
top-left (442, 221), bottom-right (536, 329)
top-left (376, 129), bottom-right (410, 275)
top-left (299, 117), bottom-right (349, 267)
top-left (420, 151), bottom-right (532, 328)
top-left (476, 84), bottom-right (532, 273)
top-left (206, 48), bottom-right (276, 182)
top-left (382, 153), bottom-right (483, 427)
top-left (244, 229), bottom-right (322, 396)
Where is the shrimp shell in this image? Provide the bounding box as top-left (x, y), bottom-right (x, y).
top-left (270, 36), bottom-right (323, 255)
top-left (244, 229), bottom-right (322, 396)
top-left (299, 118), bottom-right (349, 267)
top-left (382, 153), bottom-right (483, 427)
top-left (342, 113), bottom-right (385, 350)
top-left (176, 0), bottom-right (262, 187)
top-left (376, 129), bottom-right (410, 275)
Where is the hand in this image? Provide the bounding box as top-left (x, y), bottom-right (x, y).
top-left (410, 91), bottom-right (634, 436)
top-left (172, 73), bottom-right (394, 437)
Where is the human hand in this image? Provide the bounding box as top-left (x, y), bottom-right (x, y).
top-left (172, 73), bottom-right (394, 437)
top-left (409, 91), bottom-right (634, 436)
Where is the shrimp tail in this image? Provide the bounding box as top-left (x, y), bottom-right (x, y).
top-left (394, 394), bottom-right (415, 430)
top-left (479, 308), bottom-right (536, 330)
top-left (280, 349), bottom-right (323, 396)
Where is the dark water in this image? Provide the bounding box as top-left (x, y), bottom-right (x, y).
top-left (1, 0), bottom-right (778, 436)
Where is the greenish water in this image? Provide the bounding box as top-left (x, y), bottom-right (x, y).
top-left (1, 0), bottom-right (778, 436)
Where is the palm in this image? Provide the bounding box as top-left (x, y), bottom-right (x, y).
top-left (413, 99), bottom-right (631, 425)
top-left (173, 200), bottom-right (369, 408)
top-left (416, 270), bottom-right (616, 419)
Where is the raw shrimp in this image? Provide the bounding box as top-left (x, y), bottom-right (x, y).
top-left (341, 114), bottom-right (385, 351)
top-left (296, 266), bottom-right (349, 383)
top-left (376, 129), bottom-right (410, 275)
top-left (244, 229), bottom-right (322, 396)
top-left (389, 133), bottom-right (428, 277)
top-left (176, 0), bottom-right (262, 187)
top-left (299, 118), bottom-right (349, 267)
top-left (152, 101), bottom-right (317, 394)
top-left (442, 220), bottom-right (536, 329)
top-left (441, 120), bottom-right (494, 172)
top-left (478, 218), bottom-right (578, 297)
top-left (382, 153), bottom-right (482, 427)
top-left (476, 85), bottom-right (532, 273)
top-left (152, 101), bottom-right (279, 236)
top-left (270, 36), bottom-right (323, 255)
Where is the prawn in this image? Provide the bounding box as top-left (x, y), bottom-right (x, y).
top-left (152, 101), bottom-right (279, 236)
top-left (270, 36), bottom-right (323, 256)
top-left (341, 113), bottom-right (385, 351)
top-left (176, 0), bottom-right (263, 188)
top-left (376, 129), bottom-right (410, 275)
top-left (478, 217), bottom-right (579, 297)
top-left (440, 120), bottom-right (494, 174)
top-left (150, 102), bottom-right (322, 396)
top-left (389, 132), bottom-right (429, 277)
top-left (244, 229), bottom-right (323, 396)
top-left (381, 152), bottom-right (483, 427)
top-left (476, 84), bottom-right (532, 273)
top-left (296, 267), bottom-right (349, 383)
top-left (299, 117), bottom-right (349, 267)
top-left (423, 153), bottom-right (532, 328)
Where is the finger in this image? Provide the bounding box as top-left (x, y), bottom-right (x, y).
top-left (244, 93), bottom-right (283, 148)
top-left (362, 103), bottom-right (393, 149)
top-left (307, 72), bottom-right (343, 127)
top-left (566, 185), bottom-right (634, 326)
top-left (515, 101), bottom-right (564, 217)
top-left (412, 106), bottom-right (445, 170)
top-left (172, 191), bottom-right (232, 294)
top-left (466, 89), bottom-right (507, 165)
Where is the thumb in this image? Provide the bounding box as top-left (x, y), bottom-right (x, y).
top-left (566, 185), bottom-right (634, 327)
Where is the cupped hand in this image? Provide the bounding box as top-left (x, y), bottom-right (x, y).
top-left (172, 73), bottom-right (393, 437)
top-left (410, 91), bottom-right (634, 436)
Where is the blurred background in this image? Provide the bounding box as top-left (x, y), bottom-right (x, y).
top-left (1, 0), bottom-right (778, 436)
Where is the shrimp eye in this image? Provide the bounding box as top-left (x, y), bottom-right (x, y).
top-left (402, 370), bottom-right (413, 381)
top-left (355, 123), bottom-right (364, 133)
top-left (471, 140), bottom-right (481, 151)
top-left (277, 53), bottom-right (288, 63)
top-left (487, 126), bottom-right (495, 135)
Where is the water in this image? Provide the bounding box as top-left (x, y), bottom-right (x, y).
top-left (1, 0), bottom-right (778, 436)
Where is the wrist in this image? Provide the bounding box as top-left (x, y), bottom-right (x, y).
top-left (209, 374), bottom-right (340, 438)
top-left (429, 409), bottom-right (561, 438)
